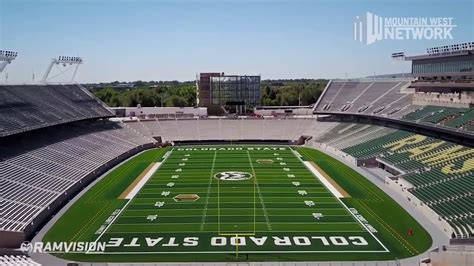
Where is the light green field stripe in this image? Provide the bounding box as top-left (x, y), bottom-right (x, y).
top-left (150, 172), bottom-right (315, 175)
top-left (249, 150), bottom-right (268, 231)
top-left (217, 152), bottom-right (257, 234)
top-left (200, 150), bottom-right (217, 231)
top-left (148, 175), bottom-right (319, 179)
top-left (108, 223), bottom-right (365, 233)
top-left (207, 196), bottom-right (336, 199)
top-left (111, 222), bottom-right (362, 226)
top-left (131, 196), bottom-right (337, 200)
top-left (119, 214), bottom-right (353, 218)
top-left (129, 201), bottom-right (340, 205)
top-left (125, 203), bottom-right (347, 209)
top-left (123, 209), bottom-right (347, 214)
top-left (139, 189), bottom-right (330, 193)
top-left (137, 191), bottom-right (331, 195)
top-left (102, 230), bottom-right (368, 234)
top-left (146, 179), bottom-right (321, 184)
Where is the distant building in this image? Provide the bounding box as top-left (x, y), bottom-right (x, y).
top-left (197, 72), bottom-right (261, 115)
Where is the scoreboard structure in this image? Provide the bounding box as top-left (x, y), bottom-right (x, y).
top-left (197, 72), bottom-right (261, 115)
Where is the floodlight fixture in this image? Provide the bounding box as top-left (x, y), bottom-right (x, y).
top-left (0, 50), bottom-right (18, 73)
top-left (427, 42), bottom-right (474, 56)
top-left (42, 55), bottom-right (83, 83)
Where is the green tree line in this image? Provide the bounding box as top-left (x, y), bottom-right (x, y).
top-left (92, 83), bottom-right (196, 107)
top-left (261, 79), bottom-right (327, 106)
top-left (91, 79), bottom-right (327, 108)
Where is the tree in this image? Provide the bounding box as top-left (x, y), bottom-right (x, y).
top-left (92, 79), bottom-right (327, 108)
top-left (165, 95), bottom-right (188, 107)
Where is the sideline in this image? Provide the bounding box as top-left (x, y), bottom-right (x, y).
top-left (119, 162), bottom-right (161, 199)
top-left (308, 144), bottom-right (449, 265)
top-left (29, 148), bottom-right (162, 266)
top-left (305, 161), bottom-right (350, 198)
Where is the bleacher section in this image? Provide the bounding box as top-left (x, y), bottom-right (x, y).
top-left (0, 121), bottom-right (154, 235)
top-left (323, 130), bottom-right (474, 238)
top-left (0, 254), bottom-right (40, 266)
top-left (314, 80), bottom-right (474, 139)
top-left (315, 80), bottom-right (413, 118)
top-left (313, 123), bottom-right (397, 150)
top-left (0, 85), bottom-right (114, 137)
top-left (310, 79), bottom-right (473, 239)
top-left (124, 118), bottom-right (329, 142)
top-left (402, 105), bottom-right (474, 131)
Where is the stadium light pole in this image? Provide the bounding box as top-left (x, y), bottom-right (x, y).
top-left (391, 52), bottom-right (406, 78)
top-left (0, 50), bottom-right (18, 74)
top-left (41, 56), bottom-right (83, 84)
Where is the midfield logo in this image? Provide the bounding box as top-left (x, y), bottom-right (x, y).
top-left (214, 171), bottom-right (253, 181)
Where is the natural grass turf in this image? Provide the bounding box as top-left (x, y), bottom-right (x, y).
top-left (43, 148), bottom-right (169, 244)
top-left (43, 146), bottom-right (432, 262)
top-left (297, 147), bottom-right (432, 258)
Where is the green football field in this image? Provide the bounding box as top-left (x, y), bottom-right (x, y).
top-left (43, 146), bottom-right (432, 262)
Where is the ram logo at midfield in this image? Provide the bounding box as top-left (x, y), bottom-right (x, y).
top-left (214, 171), bottom-right (253, 181)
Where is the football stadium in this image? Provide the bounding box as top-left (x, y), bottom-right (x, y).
top-left (0, 1), bottom-right (473, 266)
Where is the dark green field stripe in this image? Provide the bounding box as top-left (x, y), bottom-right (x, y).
top-left (115, 214), bottom-right (356, 224)
top-left (121, 208), bottom-right (350, 216)
top-left (108, 222), bottom-right (365, 233)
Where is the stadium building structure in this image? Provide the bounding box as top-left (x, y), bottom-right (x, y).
top-left (0, 45), bottom-right (473, 265)
top-left (407, 43), bottom-right (474, 108)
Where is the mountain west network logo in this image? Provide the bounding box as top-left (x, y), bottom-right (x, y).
top-left (214, 171), bottom-right (252, 181)
top-left (354, 12), bottom-right (456, 45)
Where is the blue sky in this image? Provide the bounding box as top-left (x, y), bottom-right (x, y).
top-left (0, 0), bottom-right (473, 83)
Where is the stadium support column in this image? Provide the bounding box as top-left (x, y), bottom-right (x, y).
top-left (41, 61), bottom-right (55, 82)
top-left (0, 61), bottom-right (9, 73)
top-left (71, 63), bottom-right (81, 83)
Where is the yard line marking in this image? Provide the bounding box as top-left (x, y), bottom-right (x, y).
top-left (86, 199), bottom-right (133, 254)
top-left (293, 147), bottom-right (390, 253)
top-left (200, 150), bottom-right (217, 231)
top-left (87, 148), bottom-right (176, 253)
top-left (120, 214), bottom-right (354, 218)
top-left (247, 150), bottom-right (271, 231)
